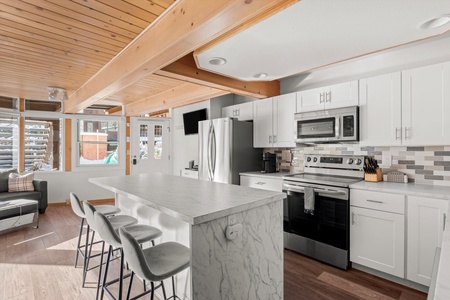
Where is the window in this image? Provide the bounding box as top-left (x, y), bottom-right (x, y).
top-left (0, 96), bottom-right (18, 110)
top-left (154, 125), bottom-right (162, 160)
top-left (24, 117), bottom-right (61, 171)
top-left (25, 99), bottom-right (61, 112)
top-left (139, 124), bottom-right (148, 159)
top-left (0, 116), bottom-right (19, 170)
top-left (78, 119), bottom-right (119, 165)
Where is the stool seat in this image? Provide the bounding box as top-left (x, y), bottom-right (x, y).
top-left (96, 205), bottom-right (121, 216)
top-left (109, 215), bottom-right (138, 230)
top-left (116, 224), bottom-right (162, 245)
top-left (141, 241), bottom-right (190, 282)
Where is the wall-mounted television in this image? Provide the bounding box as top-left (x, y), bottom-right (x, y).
top-left (183, 108), bottom-right (207, 135)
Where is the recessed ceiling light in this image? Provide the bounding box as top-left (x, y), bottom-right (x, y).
top-left (253, 72), bottom-right (268, 79)
top-left (208, 57), bottom-right (227, 65)
top-left (420, 15), bottom-right (450, 29)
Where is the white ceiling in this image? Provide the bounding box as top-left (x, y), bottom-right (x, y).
top-left (196, 0), bottom-right (450, 81)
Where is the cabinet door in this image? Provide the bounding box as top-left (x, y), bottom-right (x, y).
top-left (253, 98), bottom-right (273, 148)
top-left (180, 169), bottom-right (198, 179)
top-left (273, 93), bottom-right (296, 147)
top-left (235, 102), bottom-right (254, 121)
top-left (222, 106), bottom-right (235, 118)
top-left (295, 88), bottom-right (323, 113)
top-left (350, 206), bottom-right (405, 277)
top-left (325, 80), bottom-right (359, 109)
top-left (240, 175), bottom-right (282, 192)
top-left (407, 196), bottom-right (448, 286)
top-left (359, 72), bottom-right (402, 146)
top-left (402, 62), bottom-right (450, 145)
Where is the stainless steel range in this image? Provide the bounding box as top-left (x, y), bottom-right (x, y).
top-left (282, 154), bottom-right (364, 269)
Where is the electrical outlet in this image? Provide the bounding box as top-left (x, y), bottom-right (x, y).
top-left (228, 214), bottom-right (237, 226)
top-left (382, 154), bottom-right (392, 167)
top-left (225, 224), bottom-right (242, 240)
top-left (65, 199), bottom-right (70, 206)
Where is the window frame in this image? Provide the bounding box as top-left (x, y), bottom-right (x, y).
top-left (72, 114), bottom-right (125, 171)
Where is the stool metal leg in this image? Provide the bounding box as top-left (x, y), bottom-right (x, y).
top-left (96, 241), bottom-right (105, 300)
top-left (101, 245), bottom-right (113, 300)
top-left (150, 282), bottom-right (155, 300)
top-left (74, 218), bottom-right (85, 267)
top-left (126, 271), bottom-right (134, 300)
top-left (84, 230), bottom-right (96, 286)
top-left (82, 224), bottom-right (90, 287)
top-left (119, 248), bottom-right (124, 300)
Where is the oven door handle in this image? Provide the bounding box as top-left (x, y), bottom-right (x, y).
top-left (283, 183), bottom-right (346, 196)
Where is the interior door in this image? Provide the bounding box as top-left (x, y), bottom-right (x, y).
top-left (130, 118), bottom-right (170, 175)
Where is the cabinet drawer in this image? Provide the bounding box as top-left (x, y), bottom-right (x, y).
top-left (240, 176), bottom-right (282, 192)
top-left (180, 169), bottom-right (198, 179)
top-left (350, 189), bottom-right (405, 214)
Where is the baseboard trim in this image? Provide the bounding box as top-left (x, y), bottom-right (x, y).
top-left (48, 198), bottom-right (115, 207)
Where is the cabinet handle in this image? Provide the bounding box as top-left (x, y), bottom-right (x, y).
top-left (351, 212), bottom-right (355, 225)
top-left (444, 213), bottom-right (447, 231)
top-left (269, 135), bottom-right (272, 144)
top-left (405, 127), bottom-right (410, 140)
top-left (366, 199), bottom-right (383, 204)
top-left (395, 127), bottom-right (402, 140)
top-left (273, 135), bottom-right (277, 143)
top-left (236, 108), bottom-right (240, 117)
top-left (319, 93), bottom-right (324, 103)
top-left (256, 182), bottom-right (266, 185)
top-left (326, 91), bottom-right (331, 103)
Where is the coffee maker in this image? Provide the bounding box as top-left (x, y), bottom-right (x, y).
top-left (262, 152), bottom-right (277, 173)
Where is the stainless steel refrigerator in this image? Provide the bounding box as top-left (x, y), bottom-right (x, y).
top-left (198, 118), bottom-right (262, 184)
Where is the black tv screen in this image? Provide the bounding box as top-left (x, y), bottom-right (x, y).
top-left (183, 108), bottom-right (207, 135)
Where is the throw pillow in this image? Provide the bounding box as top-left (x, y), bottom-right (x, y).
top-left (8, 172), bottom-right (35, 192)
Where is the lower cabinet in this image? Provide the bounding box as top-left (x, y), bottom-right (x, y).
top-left (180, 169), bottom-right (198, 179)
top-left (240, 175), bottom-right (282, 192)
top-left (407, 196), bottom-right (448, 286)
top-left (350, 190), bottom-right (405, 278)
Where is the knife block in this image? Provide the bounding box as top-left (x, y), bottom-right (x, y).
top-left (364, 167), bottom-right (383, 182)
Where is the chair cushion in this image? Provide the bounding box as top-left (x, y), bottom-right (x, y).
top-left (8, 172), bottom-right (35, 192)
top-left (0, 169), bottom-right (17, 193)
top-left (0, 191), bottom-right (41, 201)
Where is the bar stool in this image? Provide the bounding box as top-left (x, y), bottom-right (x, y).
top-left (119, 227), bottom-right (190, 300)
top-left (82, 201), bottom-right (138, 288)
top-left (94, 211), bottom-right (163, 300)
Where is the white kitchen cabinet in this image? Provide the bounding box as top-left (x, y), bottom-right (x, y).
top-left (221, 102), bottom-right (254, 121)
top-left (240, 175), bottom-right (283, 192)
top-left (253, 93), bottom-right (296, 148)
top-left (359, 72), bottom-right (402, 146)
top-left (350, 190), bottom-right (405, 278)
top-left (407, 196), bottom-right (448, 286)
top-left (180, 169), bottom-right (198, 179)
top-left (402, 62), bottom-right (450, 145)
top-left (296, 80), bottom-right (359, 113)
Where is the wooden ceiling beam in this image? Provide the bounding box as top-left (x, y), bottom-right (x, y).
top-left (156, 53), bottom-right (279, 99)
top-left (125, 83), bottom-right (227, 116)
top-left (106, 106), bottom-right (123, 115)
top-left (64, 0), bottom-right (297, 114)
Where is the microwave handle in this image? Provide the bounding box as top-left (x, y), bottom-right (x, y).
top-left (335, 117), bottom-right (340, 139)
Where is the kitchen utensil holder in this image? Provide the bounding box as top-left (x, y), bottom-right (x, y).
top-left (365, 167), bottom-right (383, 182)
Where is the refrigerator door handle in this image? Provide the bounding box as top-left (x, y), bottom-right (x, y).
top-left (211, 125), bottom-right (217, 178)
top-left (207, 123), bottom-right (213, 180)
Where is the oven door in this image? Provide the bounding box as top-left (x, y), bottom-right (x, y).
top-left (283, 182), bottom-right (349, 251)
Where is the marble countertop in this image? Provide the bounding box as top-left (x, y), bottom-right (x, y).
top-left (89, 173), bottom-right (284, 225)
top-left (239, 171), bottom-right (296, 179)
top-left (349, 181), bottom-right (450, 201)
top-left (434, 205), bottom-right (450, 299)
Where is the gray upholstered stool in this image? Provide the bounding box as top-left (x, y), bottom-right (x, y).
top-left (69, 193), bottom-right (121, 276)
top-left (94, 211), bottom-right (163, 300)
top-left (119, 227), bottom-right (190, 300)
top-left (82, 200), bottom-right (138, 289)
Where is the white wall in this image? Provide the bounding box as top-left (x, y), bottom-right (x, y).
top-left (35, 169), bottom-right (125, 203)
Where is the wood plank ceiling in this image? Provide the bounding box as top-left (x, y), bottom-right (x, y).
top-left (0, 0), bottom-right (286, 115)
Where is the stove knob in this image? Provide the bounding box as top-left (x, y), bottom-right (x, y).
top-left (313, 157), bottom-right (318, 162)
top-left (356, 158), bottom-right (362, 165)
top-left (347, 158), bottom-right (354, 165)
top-left (306, 156), bottom-right (311, 162)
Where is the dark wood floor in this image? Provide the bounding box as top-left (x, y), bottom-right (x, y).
top-left (0, 204), bottom-right (427, 300)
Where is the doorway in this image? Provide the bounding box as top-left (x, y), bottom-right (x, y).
top-left (130, 118), bottom-right (171, 175)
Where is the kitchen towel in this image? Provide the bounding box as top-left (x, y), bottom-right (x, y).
top-left (304, 187), bottom-right (315, 215)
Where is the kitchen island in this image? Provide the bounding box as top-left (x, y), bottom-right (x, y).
top-left (89, 173), bottom-right (285, 300)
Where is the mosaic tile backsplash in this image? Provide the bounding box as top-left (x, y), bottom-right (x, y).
top-left (265, 145), bottom-right (450, 187)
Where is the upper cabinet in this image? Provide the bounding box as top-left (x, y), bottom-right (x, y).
top-left (254, 93), bottom-right (296, 148)
top-left (222, 102), bottom-right (254, 121)
top-left (296, 80), bottom-right (359, 113)
top-left (360, 62), bottom-right (450, 146)
top-left (402, 62), bottom-right (450, 146)
top-left (359, 72), bottom-right (402, 146)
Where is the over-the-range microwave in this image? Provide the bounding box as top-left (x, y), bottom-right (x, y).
top-left (294, 106), bottom-right (359, 144)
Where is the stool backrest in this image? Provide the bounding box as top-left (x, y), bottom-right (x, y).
top-left (83, 201), bottom-right (97, 231)
top-left (119, 227), bottom-right (154, 281)
top-left (69, 192), bottom-right (85, 218)
top-left (94, 211), bottom-right (121, 248)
